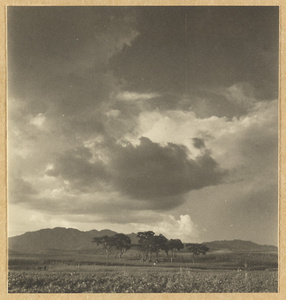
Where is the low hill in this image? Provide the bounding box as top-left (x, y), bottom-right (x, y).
top-left (204, 239), bottom-right (277, 253)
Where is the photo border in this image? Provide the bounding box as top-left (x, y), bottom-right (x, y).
top-left (0, 1), bottom-right (284, 299)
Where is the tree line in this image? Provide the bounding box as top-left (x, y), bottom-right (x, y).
top-left (92, 231), bottom-right (209, 262)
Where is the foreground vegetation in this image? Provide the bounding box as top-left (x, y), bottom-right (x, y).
top-left (8, 236), bottom-right (278, 293)
top-left (8, 268), bottom-right (278, 293)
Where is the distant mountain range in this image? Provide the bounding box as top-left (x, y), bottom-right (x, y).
top-left (8, 227), bottom-right (278, 255)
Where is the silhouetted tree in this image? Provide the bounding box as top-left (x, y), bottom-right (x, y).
top-left (136, 231), bottom-right (168, 262)
top-left (166, 239), bottom-right (184, 259)
top-left (92, 235), bottom-right (115, 258)
top-left (185, 243), bottom-right (209, 256)
top-left (137, 231), bottom-right (155, 262)
top-left (93, 234), bottom-right (132, 259)
top-left (113, 233), bottom-right (131, 258)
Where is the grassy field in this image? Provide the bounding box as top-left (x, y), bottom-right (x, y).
top-left (8, 251), bottom-right (278, 293)
top-left (8, 269), bottom-right (278, 293)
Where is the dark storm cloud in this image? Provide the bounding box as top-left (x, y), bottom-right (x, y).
top-left (44, 136), bottom-right (227, 209)
top-left (111, 6), bottom-right (278, 113)
top-left (7, 6), bottom-right (145, 154)
top-left (192, 138), bottom-right (205, 149)
top-left (8, 6), bottom-right (137, 126)
top-left (46, 147), bottom-right (107, 192)
top-left (110, 137), bottom-right (227, 201)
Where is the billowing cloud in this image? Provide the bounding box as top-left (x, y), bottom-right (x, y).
top-left (132, 214), bottom-right (198, 242)
top-left (137, 98), bottom-right (277, 171)
top-left (110, 137), bottom-right (227, 201)
top-left (41, 136), bottom-right (226, 210)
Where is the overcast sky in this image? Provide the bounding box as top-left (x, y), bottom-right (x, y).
top-left (8, 6), bottom-right (279, 245)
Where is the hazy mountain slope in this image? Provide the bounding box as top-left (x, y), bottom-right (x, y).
top-left (9, 227), bottom-right (117, 253)
top-left (204, 239), bottom-right (277, 253)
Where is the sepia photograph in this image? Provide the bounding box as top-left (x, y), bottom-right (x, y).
top-left (6, 5), bottom-right (279, 293)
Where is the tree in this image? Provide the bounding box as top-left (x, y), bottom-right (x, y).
top-left (93, 233), bottom-right (132, 259)
top-left (185, 243), bottom-right (209, 256)
top-left (151, 234), bottom-right (168, 259)
top-left (166, 239), bottom-right (184, 260)
top-left (113, 233), bottom-right (131, 258)
top-left (136, 231), bottom-right (168, 262)
top-left (92, 235), bottom-right (115, 258)
top-left (137, 231), bottom-right (155, 262)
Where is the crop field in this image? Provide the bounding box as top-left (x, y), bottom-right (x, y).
top-left (8, 268), bottom-right (278, 293)
top-left (8, 251), bottom-right (278, 293)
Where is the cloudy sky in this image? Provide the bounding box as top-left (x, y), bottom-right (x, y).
top-left (8, 6), bottom-right (279, 245)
